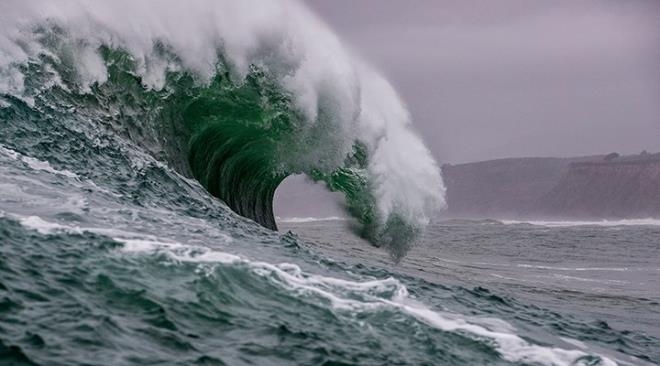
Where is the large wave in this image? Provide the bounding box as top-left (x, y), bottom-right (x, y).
top-left (0, 0), bottom-right (445, 259)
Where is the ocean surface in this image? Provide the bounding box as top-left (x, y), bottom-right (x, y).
top-left (1, 142), bottom-right (659, 365)
top-left (282, 218), bottom-right (660, 364)
top-left (1, 1), bottom-right (659, 364)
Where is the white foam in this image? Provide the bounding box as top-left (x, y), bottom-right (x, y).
top-left (14, 214), bottom-right (233, 247)
top-left (517, 264), bottom-right (630, 272)
top-left (20, 156), bottom-right (78, 178)
top-left (19, 216), bottom-right (79, 235)
top-left (9, 212), bottom-right (619, 365)
top-left (550, 274), bottom-right (627, 285)
top-left (0, 146), bottom-right (19, 160)
top-left (399, 305), bottom-right (614, 366)
top-left (0, 0), bottom-right (445, 237)
top-left (0, 146), bottom-right (78, 179)
top-left (501, 219), bottom-right (660, 228)
top-left (116, 238), bottom-right (240, 264)
top-left (114, 237), bottom-right (617, 366)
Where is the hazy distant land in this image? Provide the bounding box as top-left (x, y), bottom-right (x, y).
top-left (442, 152), bottom-right (660, 220)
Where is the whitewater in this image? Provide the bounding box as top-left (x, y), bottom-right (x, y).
top-left (0, 0), bottom-right (445, 259)
top-left (0, 1), bottom-right (658, 365)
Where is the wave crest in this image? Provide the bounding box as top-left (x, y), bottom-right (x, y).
top-left (0, 0), bottom-right (445, 258)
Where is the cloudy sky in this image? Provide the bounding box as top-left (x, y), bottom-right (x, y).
top-left (307, 0), bottom-right (660, 163)
top-left (276, 1), bottom-right (660, 218)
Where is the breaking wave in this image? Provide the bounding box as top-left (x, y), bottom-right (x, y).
top-left (0, 0), bottom-right (445, 259)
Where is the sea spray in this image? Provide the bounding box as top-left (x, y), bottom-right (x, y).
top-left (0, 0), bottom-right (445, 258)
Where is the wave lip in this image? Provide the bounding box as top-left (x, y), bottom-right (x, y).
top-left (0, 0), bottom-right (445, 259)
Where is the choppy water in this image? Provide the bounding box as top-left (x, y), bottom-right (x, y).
top-left (1, 1), bottom-right (659, 364)
top-left (1, 141), bottom-right (659, 365)
top-left (282, 219), bottom-right (660, 353)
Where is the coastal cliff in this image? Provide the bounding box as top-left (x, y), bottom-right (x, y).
top-left (537, 159), bottom-right (660, 218)
top-left (441, 153), bottom-right (660, 219)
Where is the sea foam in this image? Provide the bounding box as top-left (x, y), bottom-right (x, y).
top-left (0, 0), bottom-right (446, 242)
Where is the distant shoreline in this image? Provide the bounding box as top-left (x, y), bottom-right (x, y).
top-left (441, 152), bottom-right (660, 220)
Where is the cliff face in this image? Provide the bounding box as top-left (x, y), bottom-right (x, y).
top-left (537, 159), bottom-right (660, 218)
top-left (442, 158), bottom-right (572, 217)
top-left (442, 154), bottom-right (660, 219)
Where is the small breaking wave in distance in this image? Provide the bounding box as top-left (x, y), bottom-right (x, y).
top-left (500, 218), bottom-right (660, 228)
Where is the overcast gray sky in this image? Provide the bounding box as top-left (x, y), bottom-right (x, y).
top-left (307, 0), bottom-right (660, 163)
top-left (276, 1), bottom-right (660, 218)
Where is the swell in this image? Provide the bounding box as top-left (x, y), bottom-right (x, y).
top-left (0, 0), bottom-right (446, 258)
